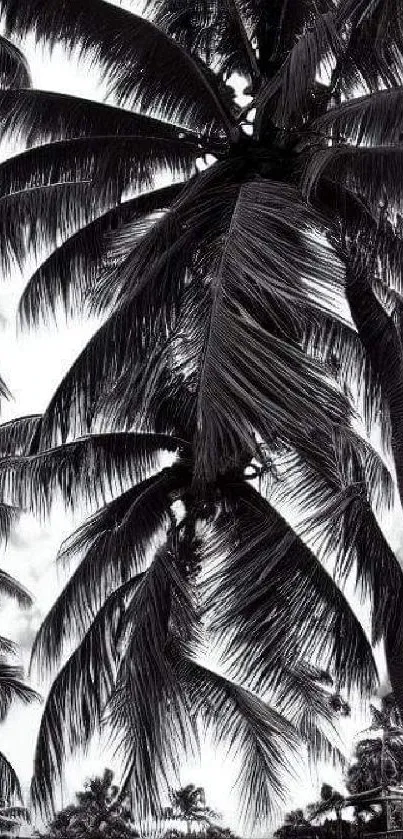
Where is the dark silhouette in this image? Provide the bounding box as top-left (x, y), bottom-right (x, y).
top-left (0, 0), bottom-right (402, 829)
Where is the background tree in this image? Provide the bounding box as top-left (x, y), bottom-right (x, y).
top-left (168, 785), bottom-right (217, 834)
top-left (35, 769), bottom-right (138, 839)
top-left (1, 0), bottom-right (403, 829)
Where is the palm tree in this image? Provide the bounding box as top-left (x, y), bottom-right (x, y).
top-left (35, 768), bottom-right (139, 838)
top-left (0, 0), bottom-right (403, 828)
top-left (169, 784), bottom-right (216, 834)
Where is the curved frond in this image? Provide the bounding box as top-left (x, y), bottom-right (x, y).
top-left (0, 432), bottom-right (186, 515)
top-left (175, 649), bottom-right (297, 829)
top-left (314, 88), bottom-right (403, 147)
top-left (258, 11), bottom-right (340, 128)
top-left (0, 89), bottom-right (201, 148)
top-left (0, 415), bottom-right (42, 456)
top-left (0, 661), bottom-right (40, 720)
top-left (0, 135), bottom-right (198, 212)
top-left (303, 145), bottom-right (403, 209)
top-left (0, 0), bottom-right (237, 138)
top-left (272, 660), bottom-right (345, 768)
top-left (0, 751), bottom-right (22, 803)
top-left (205, 483), bottom-right (377, 697)
top-left (146, 0), bottom-right (259, 81)
top-left (18, 184), bottom-right (184, 326)
top-left (32, 463), bottom-right (190, 674)
top-left (0, 570), bottom-right (32, 607)
top-left (99, 549), bottom-right (195, 822)
top-left (0, 35), bottom-right (31, 89)
top-left (31, 575), bottom-right (143, 816)
top-left (0, 181), bottom-right (108, 272)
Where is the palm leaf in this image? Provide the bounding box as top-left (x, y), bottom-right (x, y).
top-left (0, 181), bottom-right (109, 272)
top-left (271, 661), bottom-right (345, 768)
top-left (175, 648), bottom-right (297, 828)
top-left (258, 11), bottom-right (340, 128)
top-left (31, 574), bottom-right (144, 816)
top-left (314, 88), bottom-right (403, 147)
top-left (0, 135), bottom-right (198, 211)
top-left (18, 184), bottom-right (184, 326)
top-left (146, 0), bottom-right (259, 81)
top-left (0, 661), bottom-right (40, 720)
top-left (31, 463), bottom-right (191, 674)
top-left (303, 145), bottom-right (403, 210)
top-left (0, 89), bottom-right (202, 147)
top-left (0, 570), bottom-right (31, 608)
top-left (0, 0), bottom-right (237, 139)
top-left (106, 548), bottom-right (197, 822)
top-left (205, 483), bottom-right (377, 697)
top-left (0, 432), bottom-right (186, 515)
top-left (0, 35), bottom-right (31, 89)
top-left (0, 751), bottom-right (22, 802)
top-left (0, 415), bottom-right (42, 456)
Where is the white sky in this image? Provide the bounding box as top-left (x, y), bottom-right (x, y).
top-left (0, 7), bottom-right (399, 837)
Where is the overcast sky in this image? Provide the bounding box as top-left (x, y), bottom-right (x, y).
top-left (0, 7), bottom-right (398, 836)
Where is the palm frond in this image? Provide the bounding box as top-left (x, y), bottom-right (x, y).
top-left (258, 11), bottom-right (340, 129)
top-left (0, 181), bottom-right (109, 272)
top-left (238, 0), bottom-right (336, 70)
top-left (146, 0), bottom-right (259, 81)
top-left (0, 638), bottom-right (16, 656)
top-left (107, 548), bottom-right (197, 823)
top-left (336, 0), bottom-right (403, 91)
top-left (0, 415), bottom-right (42, 456)
top-left (175, 648), bottom-right (297, 829)
top-left (0, 0), bottom-right (237, 139)
top-left (314, 88), bottom-right (403, 147)
top-left (18, 184), bottom-right (183, 326)
top-left (0, 661), bottom-right (40, 720)
top-left (0, 89), bottom-right (202, 148)
top-left (303, 145), bottom-right (403, 210)
top-left (345, 265), bottom-right (403, 506)
top-left (0, 135), bottom-right (198, 213)
top-left (0, 570), bottom-right (32, 608)
top-left (31, 463), bottom-right (190, 674)
top-left (0, 432), bottom-right (185, 515)
top-left (0, 751), bottom-right (22, 803)
top-left (205, 483), bottom-right (377, 697)
top-left (31, 574), bottom-right (143, 816)
top-left (271, 660), bottom-right (345, 768)
top-left (0, 35), bottom-right (31, 89)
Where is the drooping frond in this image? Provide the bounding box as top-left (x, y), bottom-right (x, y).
top-left (303, 145), bottom-right (403, 210)
top-left (0, 415), bottom-right (42, 456)
top-left (0, 570), bottom-right (32, 608)
top-left (0, 89), bottom-right (202, 148)
top-left (271, 661), bottom-right (345, 768)
top-left (258, 11), bottom-right (340, 129)
top-left (0, 0), bottom-right (238, 139)
top-left (0, 35), bottom-right (31, 89)
top-left (0, 751), bottom-right (22, 802)
top-left (205, 483), bottom-right (377, 696)
top-left (314, 88), bottom-right (403, 147)
top-left (107, 549), bottom-right (197, 823)
top-left (0, 661), bottom-right (39, 720)
top-left (18, 184), bottom-right (184, 326)
top-left (336, 0), bottom-right (403, 91)
top-left (31, 463), bottom-right (190, 674)
top-left (175, 648), bottom-right (298, 828)
top-left (238, 0), bottom-right (336, 70)
top-left (0, 432), bottom-right (185, 515)
top-left (146, 0), bottom-right (259, 81)
top-left (30, 575), bottom-right (144, 816)
top-left (0, 135), bottom-right (199, 212)
top-left (0, 181), bottom-right (110, 272)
